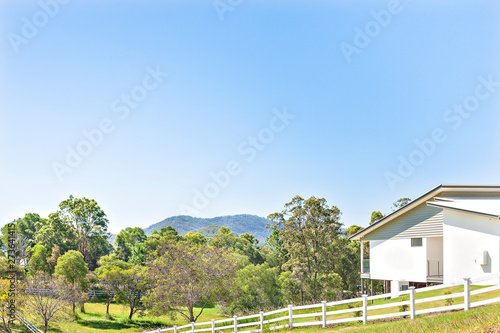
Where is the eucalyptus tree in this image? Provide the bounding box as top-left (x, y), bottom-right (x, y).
top-left (267, 196), bottom-right (343, 303)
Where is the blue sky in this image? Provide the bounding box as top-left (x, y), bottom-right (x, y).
top-left (1, 0), bottom-right (499, 234)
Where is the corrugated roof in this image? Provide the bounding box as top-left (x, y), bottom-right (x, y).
top-left (427, 198), bottom-right (500, 219)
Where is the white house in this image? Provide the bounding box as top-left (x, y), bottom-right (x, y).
top-left (349, 184), bottom-right (500, 296)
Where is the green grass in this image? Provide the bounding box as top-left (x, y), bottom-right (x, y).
top-left (12, 285), bottom-right (500, 333)
top-left (18, 302), bottom-right (227, 333)
top-left (283, 303), bottom-right (500, 332)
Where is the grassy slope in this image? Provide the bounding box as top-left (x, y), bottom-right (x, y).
top-left (288, 303), bottom-right (500, 332)
top-left (13, 285), bottom-right (500, 332)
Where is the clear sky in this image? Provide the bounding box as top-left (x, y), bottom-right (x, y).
top-left (1, 0), bottom-right (499, 234)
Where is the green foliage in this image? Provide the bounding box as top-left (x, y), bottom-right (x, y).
top-left (55, 250), bottom-right (89, 286)
top-left (349, 301), bottom-right (363, 318)
top-left (28, 244), bottom-right (50, 275)
top-left (346, 225), bottom-right (363, 237)
top-left (399, 294), bottom-right (409, 315)
top-left (1, 213), bottom-right (43, 245)
top-left (267, 196), bottom-right (344, 303)
top-left (55, 195), bottom-right (110, 269)
top-left (184, 232), bottom-right (207, 245)
top-left (229, 263), bottom-right (281, 314)
top-left (189, 225), bottom-right (221, 238)
top-left (392, 198), bottom-right (412, 211)
top-left (209, 227), bottom-right (265, 265)
top-left (370, 211), bottom-right (384, 225)
top-left (144, 240), bottom-right (238, 322)
top-left (443, 289), bottom-right (454, 306)
top-left (114, 227), bottom-right (146, 262)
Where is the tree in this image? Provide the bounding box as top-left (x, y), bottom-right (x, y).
top-left (0, 213), bottom-right (43, 247)
top-left (22, 275), bottom-right (84, 333)
top-left (229, 263), bottom-right (281, 314)
top-left (47, 245), bottom-right (61, 274)
top-left (370, 211), bottom-right (384, 225)
top-left (346, 225), bottom-right (363, 237)
top-left (0, 278), bottom-right (17, 333)
top-left (114, 265), bottom-right (146, 320)
top-left (54, 250), bottom-right (89, 315)
top-left (184, 232), bottom-right (207, 245)
top-left (52, 196), bottom-right (110, 266)
top-left (264, 229), bottom-right (288, 270)
top-left (209, 227), bottom-right (264, 265)
top-left (392, 198), bottom-right (411, 211)
top-left (35, 213), bottom-right (77, 257)
top-left (267, 196), bottom-right (343, 303)
top-left (95, 255), bottom-right (132, 317)
top-left (129, 243), bottom-right (147, 266)
top-left (145, 240), bottom-right (237, 322)
top-left (28, 244), bottom-right (50, 275)
top-left (114, 227), bottom-right (146, 262)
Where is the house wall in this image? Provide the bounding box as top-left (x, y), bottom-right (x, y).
top-left (443, 210), bottom-right (500, 284)
top-left (426, 237), bottom-right (443, 262)
top-left (370, 238), bottom-right (427, 283)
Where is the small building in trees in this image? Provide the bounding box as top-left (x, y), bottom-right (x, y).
top-left (349, 184), bottom-right (500, 296)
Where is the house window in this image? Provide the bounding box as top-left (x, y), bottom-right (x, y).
top-left (401, 285), bottom-right (409, 291)
top-left (411, 238), bottom-right (423, 247)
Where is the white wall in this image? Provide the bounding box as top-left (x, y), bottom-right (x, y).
top-left (427, 237), bottom-right (443, 262)
top-left (370, 238), bottom-right (427, 283)
top-left (443, 210), bottom-right (500, 284)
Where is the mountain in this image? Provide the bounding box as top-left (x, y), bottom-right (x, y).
top-left (143, 214), bottom-right (271, 243)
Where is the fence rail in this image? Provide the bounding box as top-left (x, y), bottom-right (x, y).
top-left (144, 272), bottom-right (500, 333)
top-left (15, 311), bottom-right (43, 333)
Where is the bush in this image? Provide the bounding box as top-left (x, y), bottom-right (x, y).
top-left (443, 289), bottom-right (454, 306)
top-left (399, 294), bottom-right (409, 317)
top-left (348, 301), bottom-right (363, 318)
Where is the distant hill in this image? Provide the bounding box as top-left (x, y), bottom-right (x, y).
top-left (190, 225), bottom-right (223, 238)
top-left (143, 214), bottom-right (271, 243)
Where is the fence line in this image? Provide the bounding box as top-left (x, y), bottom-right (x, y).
top-left (144, 272), bottom-right (500, 333)
top-left (15, 311), bottom-right (43, 333)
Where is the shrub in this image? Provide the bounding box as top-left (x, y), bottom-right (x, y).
top-left (443, 289), bottom-right (454, 306)
top-left (399, 294), bottom-right (409, 317)
top-left (348, 301), bottom-right (363, 318)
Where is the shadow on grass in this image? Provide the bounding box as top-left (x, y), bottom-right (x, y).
top-left (76, 319), bottom-right (133, 330)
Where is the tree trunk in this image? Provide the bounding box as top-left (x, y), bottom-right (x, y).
top-left (72, 302), bottom-right (76, 316)
top-left (189, 306), bottom-right (195, 322)
top-left (106, 300), bottom-right (110, 315)
top-left (128, 308), bottom-right (134, 320)
top-left (80, 302), bottom-right (86, 313)
top-left (44, 319), bottom-right (49, 333)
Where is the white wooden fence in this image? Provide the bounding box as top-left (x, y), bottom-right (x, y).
top-left (15, 311), bottom-right (43, 333)
top-left (144, 272), bottom-right (500, 333)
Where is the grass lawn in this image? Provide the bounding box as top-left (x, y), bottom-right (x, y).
top-left (281, 303), bottom-right (500, 332)
top-left (14, 302), bottom-right (227, 333)
top-left (11, 285), bottom-right (500, 332)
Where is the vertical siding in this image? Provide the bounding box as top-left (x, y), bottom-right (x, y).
top-left (364, 204), bottom-right (443, 240)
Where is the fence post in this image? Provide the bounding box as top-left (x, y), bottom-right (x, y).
top-left (211, 319), bottom-right (215, 333)
top-left (362, 294), bottom-right (368, 324)
top-left (288, 305), bottom-right (294, 329)
top-left (321, 301), bottom-right (327, 328)
top-left (464, 278), bottom-right (471, 311)
top-left (259, 311), bottom-right (264, 332)
top-left (191, 322), bottom-right (195, 333)
top-left (234, 315), bottom-right (238, 333)
top-left (174, 326), bottom-right (177, 333)
top-left (158, 328), bottom-right (161, 333)
top-left (409, 287), bottom-right (415, 319)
